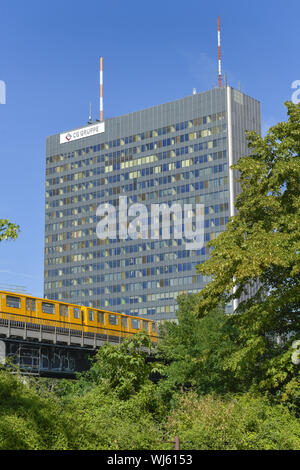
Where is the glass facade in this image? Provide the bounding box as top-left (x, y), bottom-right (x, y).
top-left (44, 87), bottom-right (261, 321)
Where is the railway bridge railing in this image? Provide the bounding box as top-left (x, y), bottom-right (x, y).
top-left (0, 311), bottom-right (156, 377)
top-left (0, 311), bottom-right (157, 348)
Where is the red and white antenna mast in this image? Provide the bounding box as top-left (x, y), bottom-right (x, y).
top-left (100, 56), bottom-right (103, 121)
top-left (217, 16), bottom-right (222, 87)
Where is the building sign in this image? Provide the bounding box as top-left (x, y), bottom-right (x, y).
top-left (60, 122), bottom-right (105, 144)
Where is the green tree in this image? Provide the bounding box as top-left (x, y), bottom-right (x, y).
top-left (157, 294), bottom-right (241, 403)
top-left (67, 332), bottom-right (163, 401)
top-left (0, 219), bottom-right (20, 241)
top-left (195, 101), bottom-right (300, 406)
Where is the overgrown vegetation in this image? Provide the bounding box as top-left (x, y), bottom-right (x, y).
top-left (0, 327), bottom-right (299, 450)
top-left (0, 102), bottom-right (299, 450)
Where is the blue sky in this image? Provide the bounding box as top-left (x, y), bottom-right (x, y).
top-left (0, 0), bottom-right (299, 297)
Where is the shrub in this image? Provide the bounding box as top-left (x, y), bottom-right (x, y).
top-left (166, 392), bottom-right (300, 450)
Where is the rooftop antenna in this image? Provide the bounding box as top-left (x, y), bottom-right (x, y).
top-left (225, 72), bottom-right (227, 87)
top-left (100, 56), bottom-right (103, 122)
top-left (88, 102), bottom-right (92, 123)
top-left (217, 16), bottom-right (222, 87)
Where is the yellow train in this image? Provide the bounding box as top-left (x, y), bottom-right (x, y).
top-left (0, 290), bottom-right (158, 343)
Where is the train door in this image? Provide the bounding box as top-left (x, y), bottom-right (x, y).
top-left (143, 320), bottom-right (149, 333)
top-left (81, 309), bottom-right (86, 331)
top-left (97, 312), bottom-right (105, 333)
top-left (59, 304), bottom-right (70, 329)
top-left (25, 298), bottom-right (37, 322)
top-left (73, 307), bottom-right (81, 331)
top-left (151, 322), bottom-right (157, 341)
top-left (121, 316), bottom-right (128, 338)
top-left (87, 309), bottom-right (95, 334)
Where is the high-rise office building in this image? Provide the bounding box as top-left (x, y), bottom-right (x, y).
top-left (44, 86), bottom-right (261, 321)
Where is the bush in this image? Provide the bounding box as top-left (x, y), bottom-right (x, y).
top-left (165, 392), bottom-right (300, 450)
top-left (0, 369), bottom-right (72, 449)
top-left (65, 385), bottom-right (165, 450)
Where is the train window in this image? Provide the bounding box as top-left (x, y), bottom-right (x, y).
top-left (88, 310), bottom-right (94, 321)
top-left (42, 302), bottom-right (55, 314)
top-left (108, 314), bottom-right (118, 325)
top-left (143, 320), bottom-right (149, 331)
top-left (152, 322), bottom-right (156, 332)
top-left (31, 300), bottom-right (36, 312)
top-left (121, 317), bottom-right (128, 328)
top-left (26, 299), bottom-right (30, 310)
top-left (131, 319), bottom-right (140, 330)
top-left (74, 308), bottom-right (80, 319)
top-left (6, 295), bottom-right (21, 309)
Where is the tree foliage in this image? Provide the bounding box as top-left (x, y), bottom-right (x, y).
top-left (195, 101), bottom-right (300, 404)
top-left (77, 332), bottom-right (163, 400)
top-left (0, 219), bottom-right (20, 242)
top-left (0, 320), bottom-right (299, 450)
top-left (157, 294), bottom-right (242, 402)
